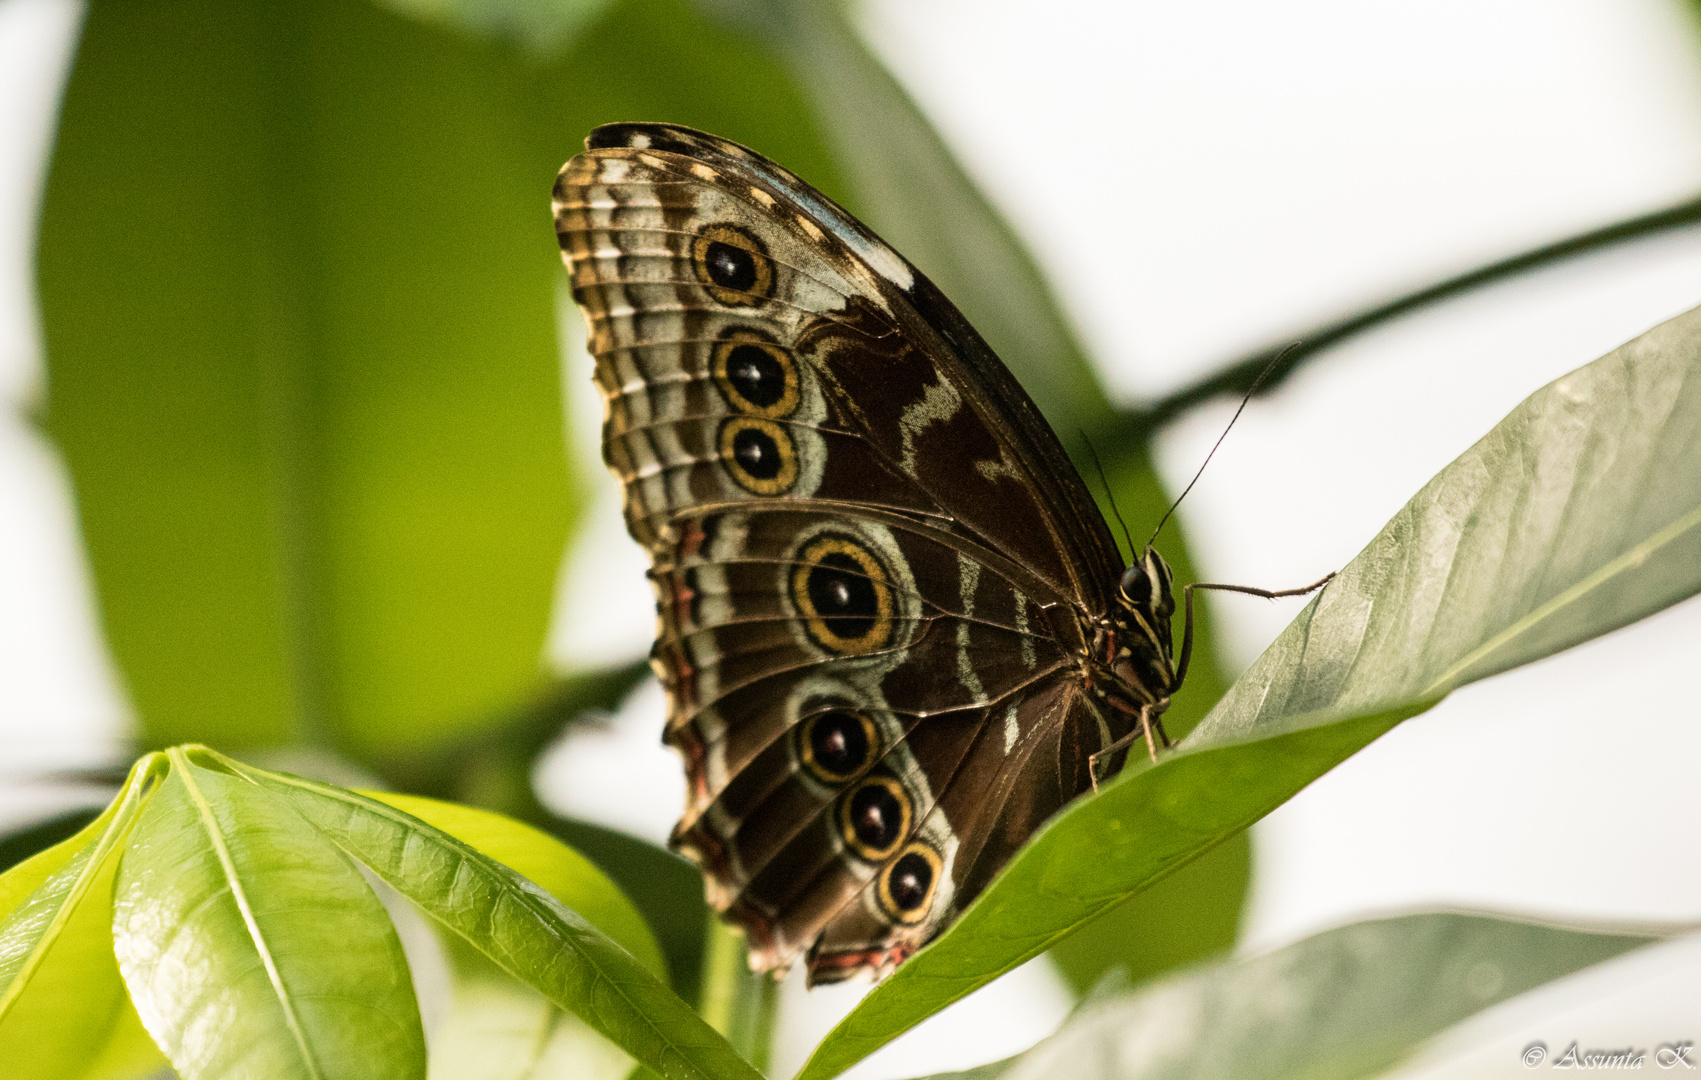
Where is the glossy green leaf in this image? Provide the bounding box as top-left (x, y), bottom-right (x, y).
top-left (113, 750), bottom-right (424, 1080)
top-left (990, 914), bottom-right (1658, 1080)
top-left (695, 0), bottom-right (1114, 435)
top-left (0, 759), bottom-right (163, 1080)
top-left (37, 0), bottom-right (574, 760)
top-left (364, 791), bottom-right (666, 979)
top-left (799, 303), bottom-right (1701, 1080)
top-left (236, 762), bottom-right (763, 1080)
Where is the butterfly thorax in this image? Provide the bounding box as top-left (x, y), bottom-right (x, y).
top-left (1082, 547), bottom-right (1181, 714)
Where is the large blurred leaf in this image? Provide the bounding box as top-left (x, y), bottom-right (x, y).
top-left (997, 914), bottom-right (1658, 1080)
top-left (695, 0), bottom-right (1114, 436)
top-left (798, 303), bottom-right (1701, 1080)
top-left (37, 0), bottom-right (575, 759)
top-left (113, 753), bottom-right (425, 1080)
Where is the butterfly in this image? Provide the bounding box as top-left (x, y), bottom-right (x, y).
top-left (552, 123), bottom-right (1323, 984)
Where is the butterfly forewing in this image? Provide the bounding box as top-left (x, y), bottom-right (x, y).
top-left (554, 123), bottom-right (1138, 982)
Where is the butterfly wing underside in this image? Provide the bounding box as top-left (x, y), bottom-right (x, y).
top-left (553, 123), bottom-right (1133, 982)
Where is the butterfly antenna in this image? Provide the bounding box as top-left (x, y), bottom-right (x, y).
top-left (1080, 429), bottom-right (1137, 561)
top-left (1147, 342), bottom-right (1301, 549)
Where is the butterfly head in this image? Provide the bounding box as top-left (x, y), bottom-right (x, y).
top-left (1106, 547), bottom-right (1181, 699)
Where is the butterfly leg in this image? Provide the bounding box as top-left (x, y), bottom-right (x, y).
top-left (1173, 572), bottom-right (1336, 689)
top-left (1089, 700), bottom-right (1162, 791)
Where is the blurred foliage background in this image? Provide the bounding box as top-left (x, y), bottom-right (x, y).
top-left (24, 0), bottom-right (1243, 1009)
top-left (12, 0), bottom-right (1701, 1071)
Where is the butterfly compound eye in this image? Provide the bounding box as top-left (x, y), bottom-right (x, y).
top-left (1120, 564), bottom-right (1152, 606)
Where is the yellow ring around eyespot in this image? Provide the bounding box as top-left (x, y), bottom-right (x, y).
top-left (790, 536), bottom-right (894, 655)
top-left (719, 416), bottom-right (798, 496)
top-left (837, 773), bottom-right (911, 862)
top-left (877, 841), bottom-right (942, 925)
top-left (798, 708), bottom-right (881, 784)
top-left (692, 223), bottom-right (774, 307)
top-left (712, 332), bottom-right (800, 419)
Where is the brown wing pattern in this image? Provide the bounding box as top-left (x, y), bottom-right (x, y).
top-left (553, 125), bottom-right (1133, 981)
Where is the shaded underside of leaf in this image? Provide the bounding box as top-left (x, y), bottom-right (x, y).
top-left (1003, 913), bottom-right (1660, 1080)
top-left (1200, 302), bottom-right (1701, 738)
top-left (800, 304), bottom-right (1701, 1080)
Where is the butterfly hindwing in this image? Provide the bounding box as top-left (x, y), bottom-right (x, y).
top-left (554, 124), bottom-right (1136, 981)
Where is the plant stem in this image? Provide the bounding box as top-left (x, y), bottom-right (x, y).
top-left (1131, 191), bottom-right (1701, 433)
top-left (699, 915), bottom-right (780, 1074)
top-left (699, 914), bottom-right (745, 1037)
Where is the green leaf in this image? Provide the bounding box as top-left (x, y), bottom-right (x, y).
top-left (113, 750), bottom-right (425, 1080)
top-left (694, 0), bottom-right (1114, 435)
top-left (235, 761), bottom-right (763, 1080)
top-left (798, 301), bottom-right (1701, 1080)
top-left (363, 791), bottom-right (667, 979)
top-left (1195, 307), bottom-right (1701, 739)
top-left (37, 0), bottom-right (575, 760)
top-left (982, 913), bottom-right (1658, 1080)
top-left (0, 758), bottom-right (164, 1080)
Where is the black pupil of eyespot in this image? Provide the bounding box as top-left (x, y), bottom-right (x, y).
top-left (731, 427), bottom-right (782, 479)
top-left (705, 240), bottom-right (757, 292)
top-left (849, 783), bottom-right (903, 851)
top-left (810, 710), bottom-right (869, 777)
top-left (726, 344), bottom-right (786, 408)
top-left (1121, 566), bottom-right (1152, 606)
top-left (888, 851), bottom-right (933, 911)
top-left (808, 552), bottom-right (879, 638)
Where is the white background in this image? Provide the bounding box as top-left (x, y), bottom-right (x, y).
top-left (4, 0), bottom-right (1701, 1077)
